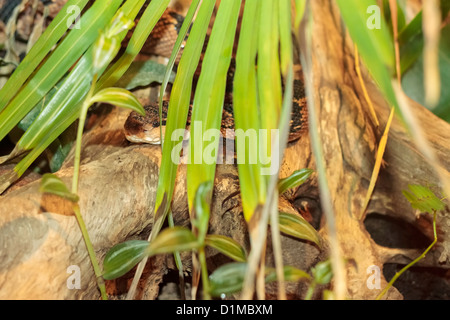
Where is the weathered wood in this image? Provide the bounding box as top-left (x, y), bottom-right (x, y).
top-left (0, 106), bottom-right (322, 299)
top-left (1, 0), bottom-right (450, 300)
top-left (303, 0), bottom-right (450, 299)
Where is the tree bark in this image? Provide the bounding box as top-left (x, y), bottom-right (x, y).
top-left (0, 0), bottom-right (449, 300)
top-left (0, 106), bottom-right (323, 299)
top-left (302, 0), bottom-right (450, 299)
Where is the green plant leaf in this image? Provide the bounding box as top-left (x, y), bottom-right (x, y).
top-left (294, 0), bottom-right (306, 29)
top-left (147, 226), bottom-right (199, 256)
top-left (209, 262), bottom-right (248, 297)
top-left (186, 0), bottom-right (242, 211)
top-left (209, 262), bottom-right (310, 297)
top-left (193, 181), bottom-right (213, 244)
top-left (402, 24), bottom-right (450, 122)
top-left (0, 0), bottom-right (122, 143)
top-left (89, 88), bottom-right (145, 115)
top-left (278, 168), bottom-right (313, 194)
top-left (158, 0), bottom-right (202, 145)
top-left (399, 2), bottom-right (450, 74)
top-left (265, 265), bottom-right (311, 283)
top-left (312, 260), bottom-right (333, 285)
top-left (257, 0), bottom-right (282, 182)
top-left (151, 0), bottom-right (216, 241)
top-left (47, 127), bottom-right (76, 173)
top-left (402, 184), bottom-right (445, 214)
top-left (95, 0), bottom-right (170, 90)
top-left (116, 60), bottom-right (176, 90)
top-left (232, 0), bottom-right (265, 221)
top-left (39, 173), bottom-right (79, 203)
top-left (92, 31), bottom-right (125, 75)
top-left (0, 0), bottom-right (90, 112)
top-left (205, 234), bottom-right (247, 262)
top-left (336, 0), bottom-right (397, 109)
top-left (277, 212), bottom-right (321, 247)
top-left (102, 240), bottom-right (149, 280)
top-left (6, 4), bottom-right (139, 180)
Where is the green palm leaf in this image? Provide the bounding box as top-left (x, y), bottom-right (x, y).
top-left (186, 0), bottom-right (242, 211)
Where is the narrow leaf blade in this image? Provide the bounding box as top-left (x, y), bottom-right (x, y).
top-left (209, 262), bottom-right (248, 297)
top-left (90, 88), bottom-right (145, 115)
top-left (205, 234), bottom-right (247, 262)
top-left (278, 168), bottom-right (313, 194)
top-left (39, 173), bottom-right (79, 203)
top-left (312, 260), bottom-right (333, 285)
top-left (193, 181), bottom-right (213, 244)
top-left (102, 240), bottom-right (149, 280)
top-left (147, 226), bottom-right (199, 256)
top-left (278, 212), bottom-right (321, 247)
top-left (265, 265), bottom-right (311, 283)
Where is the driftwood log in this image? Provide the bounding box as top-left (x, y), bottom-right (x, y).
top-left (300, 0), bottom-right (450, 300)
top-left (0, 104), bottom-right (322, 300)
top-left (0, 0), bottom-right (449, 300)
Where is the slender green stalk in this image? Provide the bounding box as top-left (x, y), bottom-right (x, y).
top-left (376, 211), bottom-right (438, 300)
top-left (72, 73), bottom-right (98, 194)
top-left (70, 71), bottom-right (107, 299)
top-left (73, 204), bottom-right (107, 300)
top-left (198, 246), bottom-right (211, 300)
top-left (304, 281), bottom-right (316, 300)
top-left (168, 211), bottom-right (186, 300)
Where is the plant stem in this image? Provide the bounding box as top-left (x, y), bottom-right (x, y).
top-left (198, 246), bottom-right (211, 300)
top-left (304, 281), bottom-right (316, 300)
top-left (168, 211), bottom-right (186, 300)
top-left (72, 74), bottom-right (98, 194)
top-left (73, 204), bottom-right (107, 300)
top-left (71, 73), bottom-right (107, 299)
top-left (376, 211), bottom-right (437, 300)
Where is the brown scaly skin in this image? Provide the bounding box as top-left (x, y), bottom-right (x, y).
top-left (124, 79), bottom-right (308, 145)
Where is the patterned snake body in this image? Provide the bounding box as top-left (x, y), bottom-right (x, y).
top-left (0, 1), bottom-right (308, 145)
top-left (124, 79), bottom-right (308, 145)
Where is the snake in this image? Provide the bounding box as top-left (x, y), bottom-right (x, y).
top-left (124, 79), bottom-right (308, 145)
top-left (0, 1), bottom-right (308, 145)
top-left (123, 6), bottom-right (308, 145)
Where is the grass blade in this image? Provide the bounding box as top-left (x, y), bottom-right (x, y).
top-left (186, 0), bottom-right (242, 211)
top-left (126, 1), bottom-right (216, 300)
top-left (336, 0), bottom-right (397, 109)
top-left (232, 0), bottom-right (264, 221)
top-left (0, 0), bottom-right (89, 112)
top-left (103, 240), bottom-right (150, 280)
top-left (159, 0), bottom-right (202, 148)
top-left (361, 107), bottom-right (395, 218)
top-left (0, 0), bottom-right (122, 143)
top-left (278, 168), bottom-right (313, 195)
top-left (6, 3), bottom-right (137, 177)
top-left (205, 234), bottom-right (247, 262)
top-left (151, 0), bottom-right (216, 238)
top-left (96, 0), bottom-right (170, 90)
top-left (90, 88), bottom-right (145, 115)
top-left (277, 212), bottom-right (321, 247)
